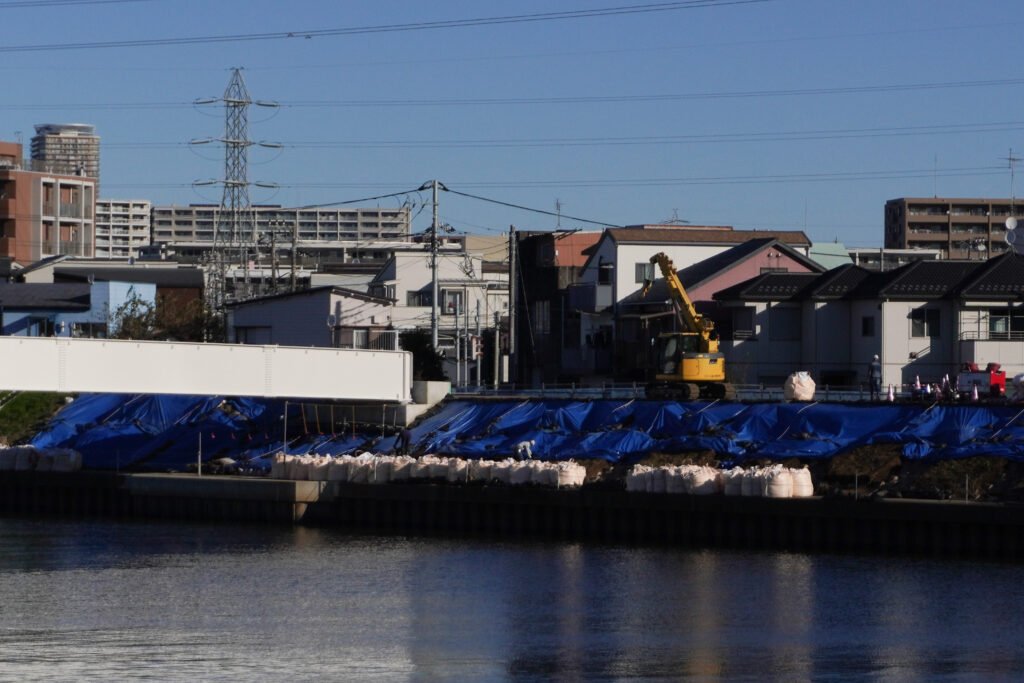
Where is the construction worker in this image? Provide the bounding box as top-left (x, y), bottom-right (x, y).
top-left (868, 354), bottom-right (882, 401)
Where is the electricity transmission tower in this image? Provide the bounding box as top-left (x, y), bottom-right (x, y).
top-left (193, 68), bottom-right (277, 312)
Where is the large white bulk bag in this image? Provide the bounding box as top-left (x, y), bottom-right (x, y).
top-left (327, 457), bottom-right (350, 481)
top-left (269, 452), bottom-right (287, 479)
top-left (784, 371), bottom-right (816, 401)
top-left (556, 461), bottom-right (586, 487)
top-left (13, 446), bottom-right (38, 472)
top-left (427, 457), bottom-right (449, 479)
top-left (390, 456), bottom-right (413, 481)
top-left (722, 468), bottom-right (744, 497)
top-left (410, 459), bottom-right (433, 479)
top-left (646, 467), bottom-right (667, 494)
top-left (36, 452), bottom-right (55, 472)
top-left (310, 457), bottom-right (331, 481)
top-left (469, 459), bottom-right (492, 482)
top-left (509, 461), bottom-right (533, 485)
top-left (447, 458), bottom-right (469, 483)
top-left (741, 469), bottom-right (764, 497)
top-left (664, 466), bottom-right (685, 494)
top-left (52, 449), bottom-right (82, 473)
top-left (791, 467), bottom-right (814, 498)
top-left (688, 467), bottom-right (720, 495)
top-left (347, 460), bottom-right (371, 484)
top-left (0, 448), bottom-right (15, 471)
top-left (626, 465), bottom-right (650, 492)
top-left (491, 460), bottom-right (513, 484)
top-left (370, 457), bottom-right (391, 484)
top-left (766, 468), bottom-right (793, 498)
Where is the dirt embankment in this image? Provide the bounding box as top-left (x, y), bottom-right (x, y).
top-left (582, 445), bottom-right (1024, 502)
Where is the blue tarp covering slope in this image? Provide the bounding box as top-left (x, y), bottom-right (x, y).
top-left (29, 394), bottom-right (1024, 472)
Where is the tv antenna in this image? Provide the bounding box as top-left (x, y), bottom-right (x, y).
top-left (1005, 148), bottom-right (1021, 235)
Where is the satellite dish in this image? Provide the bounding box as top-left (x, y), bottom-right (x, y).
top-left (1007, 216), bottom-right (1018, 230)
top-left (976, 242), bottom-right (987, 252)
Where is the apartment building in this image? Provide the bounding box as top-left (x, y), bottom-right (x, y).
top-left (150, 204), bottom-right (411, 246)
top-left (0, 139), bottom-right (96, 265)
top-left (884, 197), bottom-right (1024, 259)
top-left (30, 124), bottom-right (100, 182)
top-left (95, 199), bottom-right (151, 259)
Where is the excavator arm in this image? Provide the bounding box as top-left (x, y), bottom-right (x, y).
top-left (649, 252), bottom-right (714, 339)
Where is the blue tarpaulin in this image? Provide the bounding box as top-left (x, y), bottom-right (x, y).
top-left (28, 394), bottom-right (1024, 472)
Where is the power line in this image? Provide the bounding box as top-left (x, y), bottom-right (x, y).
top-left (0, 0), bottom-right (774, 52)
top-left (0, 0), bottom-right (155, 7)
top-left (101, 119), bottom-right (1024, 150)
top-left (443, 188), bottom-right (623, 228)
top-left (16, 76), bottom-right (1024, 111)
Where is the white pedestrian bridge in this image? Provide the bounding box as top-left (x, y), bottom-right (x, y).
top-left (0, 337), bottom-right (412, 402)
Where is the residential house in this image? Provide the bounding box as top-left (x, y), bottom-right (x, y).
top-left (512, 230), bottom-right (602, 385)
top-left (226, 285), bottom-right (395, 349)
top-left (0, 280), bottom-right (156, 338)
top-left (563, 225), bottom-right (813, 381)
top-left (713, 252), bottom-right (1024, 390)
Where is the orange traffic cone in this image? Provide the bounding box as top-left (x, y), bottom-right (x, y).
top-left (887, 384), bottom-right (895, 402)
top-left (914, 375), bottom-right (921, 391)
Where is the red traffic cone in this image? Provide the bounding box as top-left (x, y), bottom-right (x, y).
top-left (914, 375), bottom-right (921, 391)
top-left (887, 384), bottom-right (895, 402)
top-left (972, 384), bottom-right (979, 402)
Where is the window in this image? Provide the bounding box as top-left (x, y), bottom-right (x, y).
top-left (861, 316), bottom-right (875, 337)
top-left (768, 306), bottom-right (800, 341)
top-left (634, 262), bottom-right (655, 283)
top-left (760, 267), bottom-right (788, 274)
top-left (406, 290), bottom-right (431, 307)
top-left (28, 317), bottom-right (55, 337)
top-left (441, 289), bottom-right (463, 315)
top-left (910, 308), bottom-right (940, 338)
top-left (71, 322), bottom-right (107, 339)
top-left (732, 307), bottom-right (756, 339)
top-left (598, 263), bottom-right (613, 285)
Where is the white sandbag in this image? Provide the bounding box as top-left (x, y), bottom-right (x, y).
top-left (13, 446), bottom-right (38, 472)
top-left (688, 466), bottom-right (720, 496)
top-left (36, 452), bottom-right (55, 472)
top-left (52, 449), bottom-right (82, 473)
top-left (447, 458), bottom-right (470, 483)
top-left (469, 459), bottom-right (493, 482)
top-left (390, 456), bottom-right (413, 481)
top-left (626, 465), bottom-right (650, 492)
top-left (783, 371), bottom-right (816, 401)
top-left (327, 457), bottom-right (350, 481)
top-left (347, 461), bottom-right (371, 484)
top-left (509, 461), bottom-right (534, 485)
top-left (721, 468), bottom-right (743, 496)
top-left (310, 457), bottom-right (331, 481)
top-left (741, 469), bottom-right (764, 497)
top-left (556, 461), bottom-right (586, 487)
top-left (370, 457), bottom-right (392, 484)
top-left (766, 468), bottom-right (793, 498)
top-left (0, 448), bottom-right (15, 471)
top-left (429, 457), bottom-right (450, 479)
top-left (646, 467), bottom-right (667, 494)
top-left (410, 459), bottom-right (433, 479)
top-left (791, 467), bottom-right (814, 498)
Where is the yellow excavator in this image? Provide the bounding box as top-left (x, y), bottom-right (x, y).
top-left (642, 252), bottom-right (735, 401)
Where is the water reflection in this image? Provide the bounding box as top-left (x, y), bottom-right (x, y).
top-left (3, 520), bottom-right (1024, 679)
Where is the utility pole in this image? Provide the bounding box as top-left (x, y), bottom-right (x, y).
top-left (430, 181), bottom-right (440, 350)
top-left (508, 225), bottom-right (517, 387)
top-left (493, 311), bottom-right (501, 389)
top-left (290, 220), bottom-right (298, 292)
top-left (475, 298), bottom-right (481, 388)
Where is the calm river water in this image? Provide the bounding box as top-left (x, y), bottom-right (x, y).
top-left (1, 518), bottom-right (1023, 680)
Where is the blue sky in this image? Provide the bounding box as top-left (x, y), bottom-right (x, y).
top-left (2, 0), bottom-right (1023, 247)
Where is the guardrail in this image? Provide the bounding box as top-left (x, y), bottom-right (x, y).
top-left (450, 383), bottom-right (917, 402)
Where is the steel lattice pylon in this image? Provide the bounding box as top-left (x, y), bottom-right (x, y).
top-left (205, 67), bottom-right (258, 313)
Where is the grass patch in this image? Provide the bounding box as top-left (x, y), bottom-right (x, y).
top-left (0, 392), bottom-right (73, 445)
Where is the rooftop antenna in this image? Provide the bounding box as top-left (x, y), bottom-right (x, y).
top-left (555, 199), bottom-right (562, 228)
top-left (933, 154), bottom-right (938, 198)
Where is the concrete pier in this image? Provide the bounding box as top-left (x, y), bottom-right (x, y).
top-left (2, 471), bottom-right (1023, 559)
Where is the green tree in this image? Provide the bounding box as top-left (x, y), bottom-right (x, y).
top-left (109, 288), bottom-right (157, 340)
top-left (109, 289), bottom-right (224, 342)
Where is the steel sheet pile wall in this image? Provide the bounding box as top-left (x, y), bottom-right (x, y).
top-left (0, 337), bottom-right (411, 402)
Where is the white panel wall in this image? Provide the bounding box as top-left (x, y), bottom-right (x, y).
top-left (0, 337), bottom-right (412, 402)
